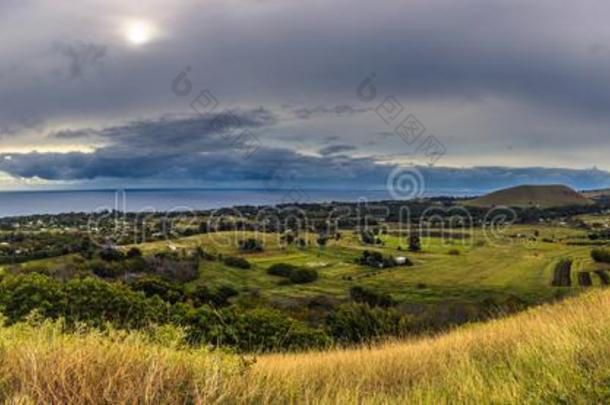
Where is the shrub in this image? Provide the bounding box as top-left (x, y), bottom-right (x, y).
top-left (231, 308), bottom-right (330, 352)
top-left (357, 250), bottom-right (396, 268)
top-left (89, 259), bottom-right (124, 278)
top-left (181, 305), bottom-right (330, 352)
top-left (288, 268), bottom-right (318, 284)
top-left (316, 234), bottom-right (329, 248)
top-left (126, 247), bottom-right (142, 258)
top-left (360, 231), bottom-right (381, 245)
top-left (349, 286), bottom-right (395, 307)
top-left (267, 263), bottom-right (318, 284)
top-left (123, 257), bottom-right (148, 274)
top-left (99, 247), bottom-right (126, 262)
top-left (129, 276), bottom-right (185, 304)
top-left (0, 273), bottom-right (67, 322)
top-left (223, 256), bottom-right (251, 269)
top-left (213, 285), bottom-right (239, 307)
top-left (267, 263), bottom-right (298, 277)
top-left (0, 273), bottom-right (166, 328)
top-left (408, 235), bottom-right (421, 252)
top-left (188, 284), bottom-right (238, 308)
top-left (325, 303), bottom-right (412, 344)
top-left (591, 248), bottom-right (610, 264)
top-left (64, 277), bottom-right (166, 328)
top-left (239, 238), bottom-right (264, 252)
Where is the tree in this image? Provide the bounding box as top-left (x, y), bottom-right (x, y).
top-left (239, 238), bottom-right (264, 252)
top-left (408, 235), bottom-right (421, 252)
top-left (316, 234), bottom-right (329, 249)
top-left (99, 247), bottom-right (126, 262)
top-left (282, 233), bottom-right (296, 246)
top-left (126, 247), bottom-right (142, 258)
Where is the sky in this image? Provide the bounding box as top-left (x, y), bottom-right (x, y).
top-left (1, 0), bottom-right (610, 194)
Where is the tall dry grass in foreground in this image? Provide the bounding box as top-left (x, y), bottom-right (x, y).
top-left (1, 290), bottom-right (610, 403)
top-left (0, 321), bottom-right (245, 404)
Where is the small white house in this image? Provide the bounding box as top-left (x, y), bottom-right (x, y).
top-left (394, 256), bottom-right (408, 265)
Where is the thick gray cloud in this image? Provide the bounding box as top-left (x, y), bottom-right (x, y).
top-left (318, 144), bottom-right (358, 156)
top-left (1, 112), bottom-right (610, 194)
top-left (53, 42), bottom-right (107, 80)
top-left (1, 0), bottom-right (610, 190)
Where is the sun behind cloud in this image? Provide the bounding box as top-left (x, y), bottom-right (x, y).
top-left (123, 19), bottom-right (156, 46)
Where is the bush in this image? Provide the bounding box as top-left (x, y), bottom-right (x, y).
top-left (349, 286), bottom-right (395, 307)
top-left (267, 263), bottom-right (298, 277)
top-left (223, 256), bottom-right (251, 269)
top-left (360, 231), bottom-right (381, 245)
top-left (267, 263), bottom-right (318, 284)
top-left (408, 235), bottom-right (421, 252)
top-left (0, 273), bottom-right (166, 328)
top-left (325, 303), bottom-right (412, 344)
top-left (64, 277), bottom-right (166, 328)
top-left (230, 308), bottom-right (329, 351)
top-left (239, 238), bottom-right (264, 252)
top-left (213, 285), bottom-right (239, 307)
top-left (126, 247), bottom-right (142, 258)
top-left (98, 247), bottom-right (126, 262)
top-left (188, 284), bottom-right (238, 308)
top-left (288, 268), bottom-right (318, 284)
top-left (129, 276), bottom-right (185, 304)
top-left (89, 259), bottom-right (124, 278)
top-left (181, 305), bottom-right (330, 352)
top-left (591, 248), bottom-right (610, 263)
top-left (357, 250), bottom-right (396, 268)
top-left (0, 273), bottom-right (67, 322)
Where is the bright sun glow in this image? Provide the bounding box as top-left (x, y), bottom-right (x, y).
top-left (124, 20), bottom-right (155, 46)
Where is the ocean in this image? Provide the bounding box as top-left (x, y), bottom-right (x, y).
top-left (0, 189), bottom-right (400, 218)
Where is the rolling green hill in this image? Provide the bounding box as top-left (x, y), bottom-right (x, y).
top-left (465, 184), bottom-right (593, 208)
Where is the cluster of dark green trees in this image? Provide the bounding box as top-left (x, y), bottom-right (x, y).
top-left (0, 272), bottom-right (422, 352)
top-left (267, 263), bottom-right (319, 284)
top-left (591, 248), bottom-right (610, 264)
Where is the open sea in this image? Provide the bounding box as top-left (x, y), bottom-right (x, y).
top-left (0, 189), bottom-right (405, 218)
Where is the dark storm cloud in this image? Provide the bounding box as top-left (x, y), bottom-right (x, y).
top-left (3, 110), bottom-right (377, 182)
top-left (289, 105), bottom-right (372, 120)
top-left (3, 110), bottom-right (610, 193)
top-left (318, 144), bottom-right (357, 156)
top-left (50, 108), bottom-right (276, 151)
top-left (0, 116), bottom-right (45, 138)
top-left (2, 108), bottom-right (610, 191)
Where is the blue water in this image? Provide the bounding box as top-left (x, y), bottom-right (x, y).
top-left (0, 189), bottom-right (400, 218)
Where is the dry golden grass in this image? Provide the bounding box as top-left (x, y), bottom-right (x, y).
top-left (1, 290), bottom-right (610, 404)
top-left (0, 322), bottom-right (244, 404)
top-left (239, 290), bottom-right (610, 404)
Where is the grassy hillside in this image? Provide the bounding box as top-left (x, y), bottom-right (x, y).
top-left (134, 226), bottom-right (599, 304)
top-left (465, 184), bottom-right (593, 208)
top-left (1, 288), bottom-right (609, 403)
top-left (19, 225), bottom-right (603, 306)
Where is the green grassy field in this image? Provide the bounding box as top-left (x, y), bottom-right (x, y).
top-left (11, 222), bottom-right (607, 308)
top-left (82, 223), bottom-right (607, 306)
